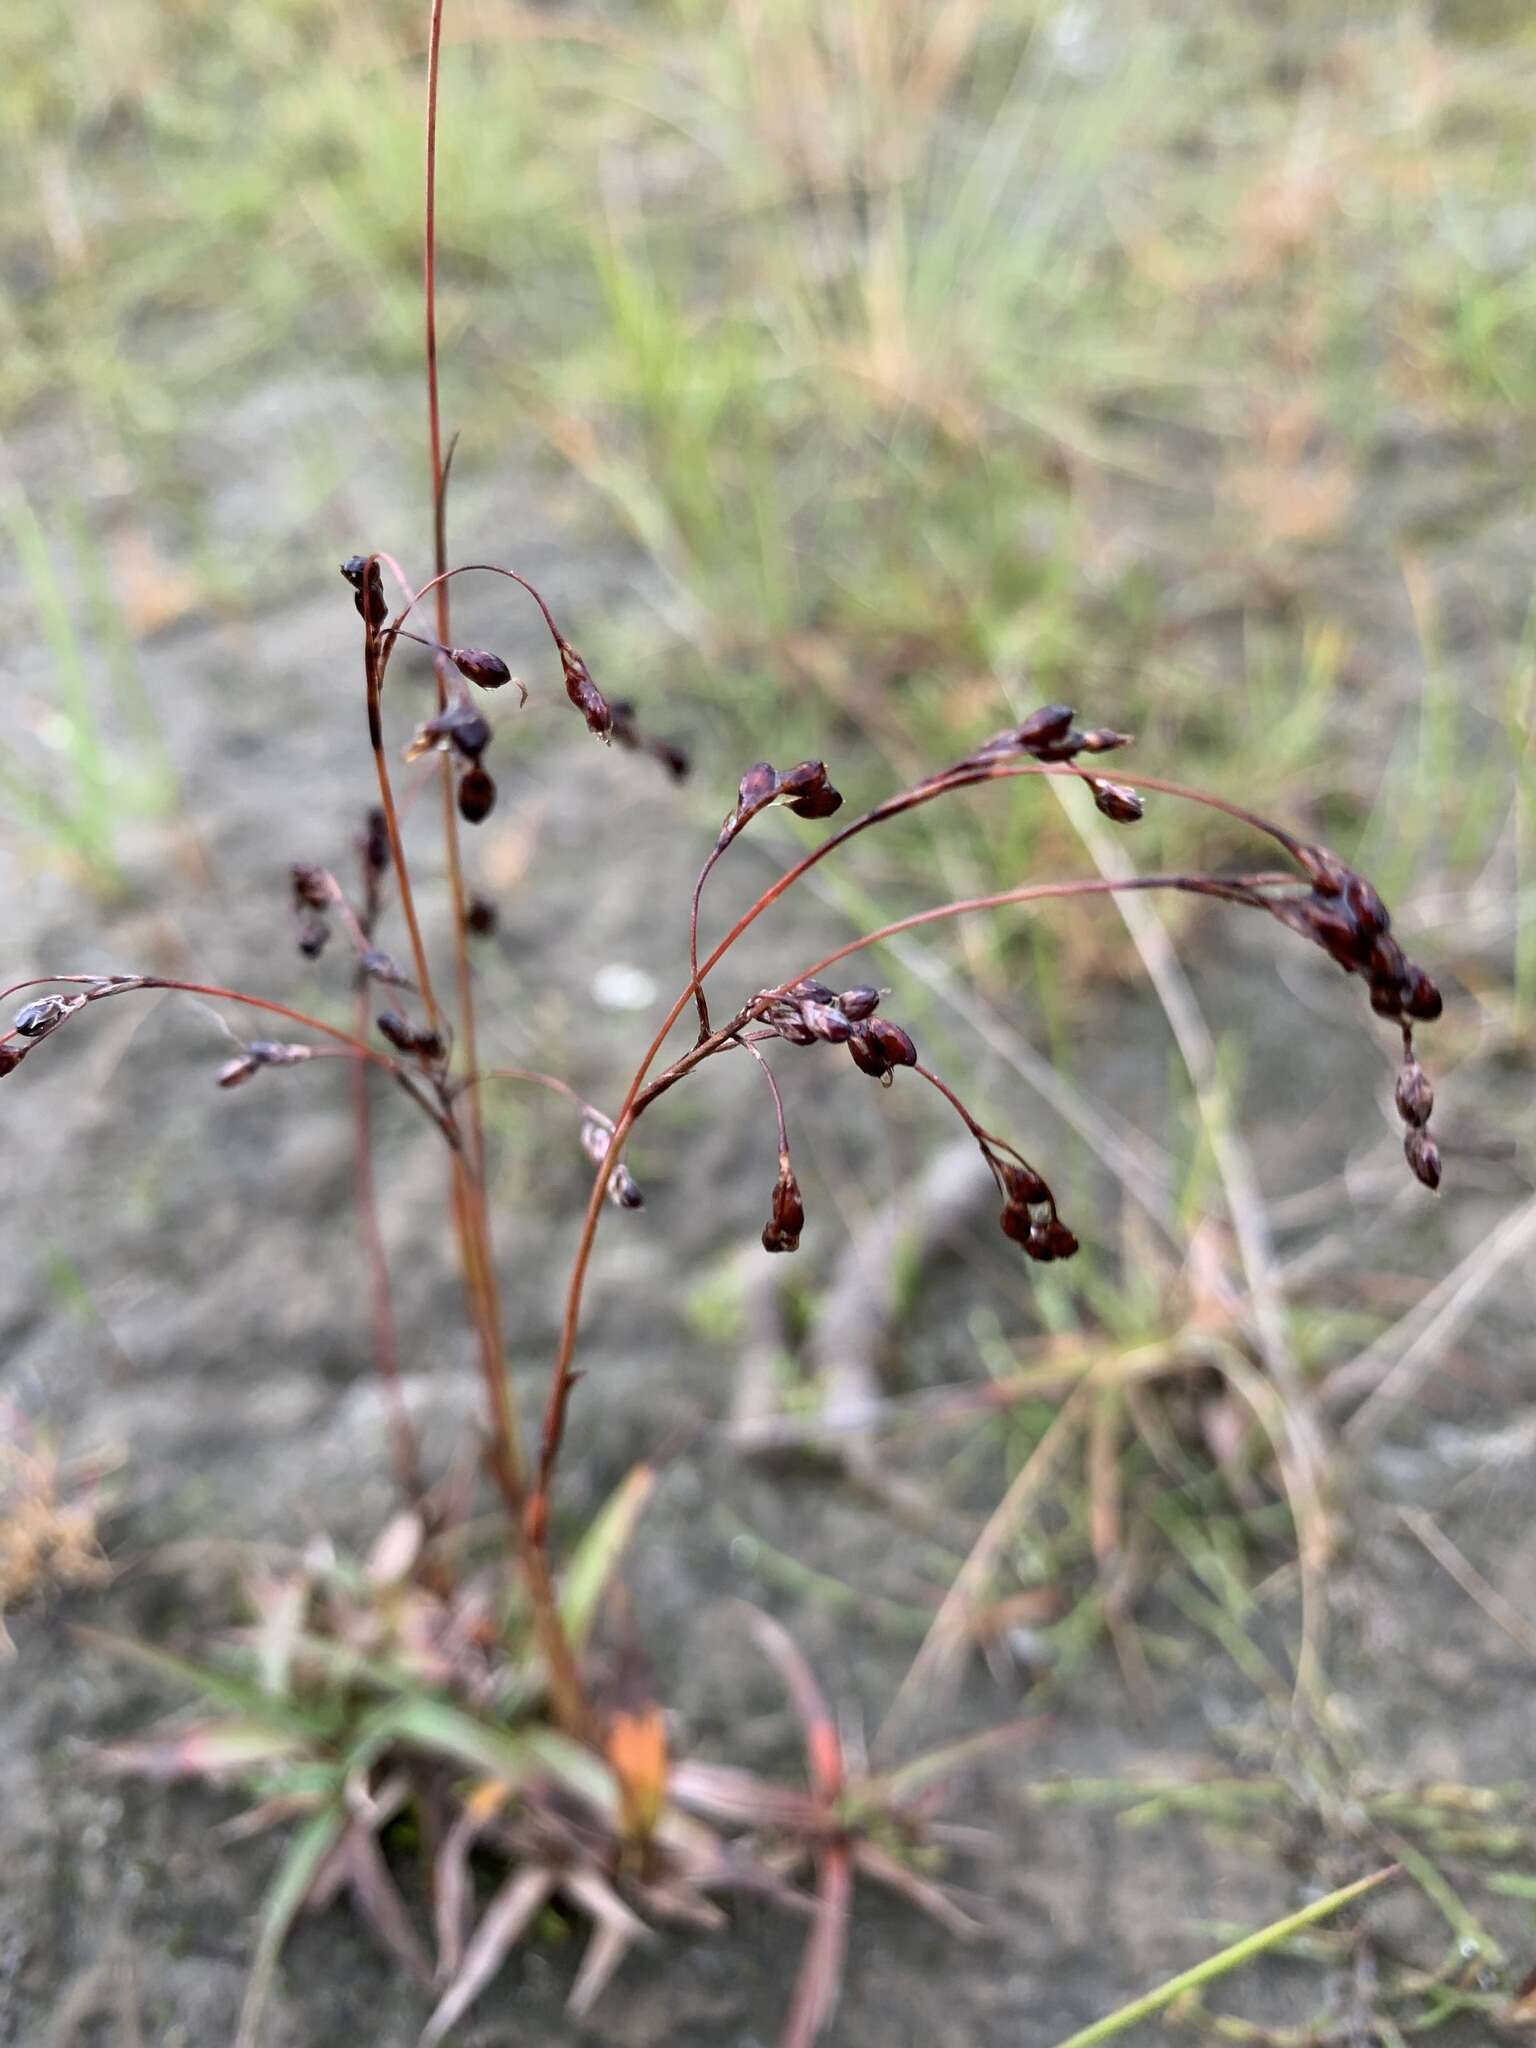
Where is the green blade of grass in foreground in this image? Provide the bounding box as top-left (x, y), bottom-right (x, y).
top-left (1045, 1865), bottom-right (1401, 2048)
top-left (233, 1803), bottom-right (347, 2048)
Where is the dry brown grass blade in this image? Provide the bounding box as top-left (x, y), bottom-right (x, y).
top-left (562, 1868), bottom-right (651, 2016)
top-left (1336, 1193), bottom-right (1536, 1444)
top-left (852, 1841), bottom-right (985, 1938)
top-left (667, 1759), bottom-right (825, 1831)
top-left (1398, 1506), bottom-right (1536, 1663)
top-left (418, 1866), bottom-right (552, 2048)
top-left (342, 1823), bottom-right (434, 1987)
top-left (882, 1381), bottom-right (1093, 1748)
top-left (430, 1785), bottom-right (507, 1984)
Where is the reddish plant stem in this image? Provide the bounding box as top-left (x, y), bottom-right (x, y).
top-left (417, 0), bottom-right (584, 1737)
top-left (351, 977), bottom-right (425, 1506)
top-left (363, 591), bottom-right (440, 1030)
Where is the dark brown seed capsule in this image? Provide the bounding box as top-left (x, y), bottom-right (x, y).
top-left (1395, 1061), bottom-right (1434, 1129)
top-left (762, 1167), bottom-right (805, 1254)
top-left (1344, 873), bottom-right (1390, 938)
top-left (1404, 1127), bottom-right (1442, 1191)
top-left (377, 1012), bottom-right (444, 1061)
top-left (457, 765), bottom-right (497, 824)
top-left (609, 1163), bottom-right (645, 1211)
top-left (291, 862), bottom-right (332, 911)
top-left (847, 1025), bottom-right (890, 1079)
top-left (297, 915), bottom-right (330, 960)
top-left (1024, 1222), bottom-right (1057, 1261)
top-left (1403, 968), bottom-right (1443, 1022)
top-left (1043, 1219), bottom-right (1080, 1259)
top-left (362, 807), bottom-right (391, 877)
top-left (998, 1203), bottom-right (1032, 1245)
top-left (1001, 1160), bottom-right (1050, 1206)
top-left (451, 647), bottom-right (512, 689)
top-left (0, 1044), bottom-right (24, 1078)
top-left (1092, 780), bottom-right (1144, 825)
top-left (790, 979), bottom-right (837, 1005)
top-left (560, 641), bottom-right (612, 742)
top-left (465, 894), bottom-right (497, 937)
top-left (774, 1017), bottom-right (818, 1047)
top-left (839, 985), bottom-right (881, 1021)
top-left (216, 1054), bottom-right (260, 1089)
top-left (341, 555), bottom-right (388, 630)
top-left (867, 1017), bottom-right (917, 1068)
top-left (1016, 704), bottom-right (1076, 752)
top-left (801, 1001), bottom-right (852, 1044)
top-left (738, 762), bottom-right (779, 811)
top-left (779, 759), bottom-right (844, 820)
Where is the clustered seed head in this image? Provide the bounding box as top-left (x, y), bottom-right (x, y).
top-left (609, 700), bottom-right (690, 783)
top-left (1273, 849), bottom-right (1442, 1025)
top-left (377, 1011), bottom-right (445, 1062)
top-left (403, 692), bottom-right (501, 826)
top-left (465, 894), bottom-right (497, 939)
top-left (216, 1040), bottom-right (313, 1089)
top-left (717, 759), bottom-right (844, 851)
top-left (340, 554), bottom-right (388, 632)
top-left (960, 703), bottom-right (1133, 774)
top-left (580, 1113), bottom-right (644, 1210)
top-left (761, 1161), bottom-right (805, 1254)
top-left (1255, 846), bottom-right (1445, 1190)
top-left (991, 1151), bottom-right (1078, 1263)
top-left (758, 980), bottom-right (916, 1087)
top-left (1, 978), bottom-right (142, 1082)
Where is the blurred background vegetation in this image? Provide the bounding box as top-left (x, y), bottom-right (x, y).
top-left (3, 0), bottom-right (1532, 980)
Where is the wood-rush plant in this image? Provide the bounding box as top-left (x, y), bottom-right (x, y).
top-left (2, 7), bottom-right (1445, 2044)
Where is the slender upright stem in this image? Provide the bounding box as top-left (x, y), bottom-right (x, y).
top-left (418, 0), bottom-right (584, 1734)
top-left (351, 978), bottom-right (424, 1504)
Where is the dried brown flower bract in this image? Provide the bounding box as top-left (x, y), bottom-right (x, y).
top-left (360, 948), bottom-right (412, 989)
top-left (1395, 1060), bottom-right (1433, 1130)
top-left (1091, 779), bottom-right (1144, 825)
top-left (580, 1114), bottom-right (645, 1210)
top-left (405, 701), bottom-right (492, 764)
top-left (341, 554), bottom-right (388, 632)
top-left (1404, 1127), bottom-right (1442, 1191)
top-left (957, 704), bottom-right (1133, 774)
top-left (14, 994), bottom-right (83, 1039)
top-left (559, 640), bottom-right (612, 742)
top-left (377, 1012), bottom-right (446, 1062)
top-left (216, 1041), bottom-right (314, 1089)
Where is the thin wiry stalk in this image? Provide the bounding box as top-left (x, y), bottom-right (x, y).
top-left (417, 0), bottom-right (583, 1733)
top-left (351, 976), bottom-right (423, 1507)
